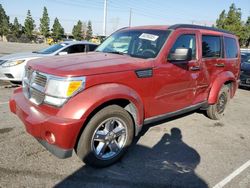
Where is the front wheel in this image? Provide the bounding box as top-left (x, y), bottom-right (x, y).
top-left (76, 105), bottom-right (134, 167)
top-left (206, 85), bottom-right (230, 120)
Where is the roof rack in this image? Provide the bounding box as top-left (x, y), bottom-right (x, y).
top-left (169, 24), bottom-right (233, 35)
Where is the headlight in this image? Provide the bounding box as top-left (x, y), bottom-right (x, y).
top-left (44, 77), bottom-right (85, 107)
top-left (2, 60), bottom-right (25, 67)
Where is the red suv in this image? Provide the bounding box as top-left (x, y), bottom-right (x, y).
top-left (10, 24), bottom-right (240, 167)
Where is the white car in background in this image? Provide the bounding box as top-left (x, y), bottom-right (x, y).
top-left (0, 41), bottom-right (98, 83)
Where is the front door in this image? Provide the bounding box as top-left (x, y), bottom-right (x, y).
top-left (149, 31), bottom-right (200, 117)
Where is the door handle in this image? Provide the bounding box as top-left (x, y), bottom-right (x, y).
top-left (190, 66), bottom-right (200, 71)
top-left (215, 63), bottom-right (225, 67)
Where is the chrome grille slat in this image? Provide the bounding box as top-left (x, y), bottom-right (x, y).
top-left (23, 67), bottom-right (47, 105)
top-left (34, 74), bottom-right (47, 87)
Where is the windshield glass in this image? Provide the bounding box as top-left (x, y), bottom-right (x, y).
top-left (96, 29), bottom-right (170, 59)
top-left (35, 43), bottom-right (67, 54)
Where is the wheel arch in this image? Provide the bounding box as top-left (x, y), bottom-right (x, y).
top-left (62, 83), bottom-right (144, 150)
top-left (208, 71), bottom-right (237, 104)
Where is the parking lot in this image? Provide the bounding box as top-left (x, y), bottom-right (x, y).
top-left (0, 43), bottom-right (250, 188)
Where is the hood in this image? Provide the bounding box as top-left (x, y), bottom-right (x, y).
top-left (28, 52), bottom-right (152, 77)
top-left (241, 62), bottom-right (250, 71)
top-left (0, 52), bottom-right (49, 61)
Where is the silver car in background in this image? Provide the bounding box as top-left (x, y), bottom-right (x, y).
top-left (0, 41), bottom-right (98, 83)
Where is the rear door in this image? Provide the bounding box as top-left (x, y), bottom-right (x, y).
top-left (201, 35), bottom-right (224, 88)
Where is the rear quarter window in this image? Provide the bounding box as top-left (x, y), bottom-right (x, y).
top-left (224, 37), bottom-right (238, 58)
top-left (202, 35), bottom-right (222, 58)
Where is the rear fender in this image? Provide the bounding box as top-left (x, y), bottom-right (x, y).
top-left (208, 71), bottom-right (236, 104)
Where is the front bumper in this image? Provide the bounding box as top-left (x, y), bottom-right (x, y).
top-left (0, 64), bottom-right (25, 81)
top-left (9, 87), bottom-right (84, 158)
top-left (239, 74), bottom-right (250, 87)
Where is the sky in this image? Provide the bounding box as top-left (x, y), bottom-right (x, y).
top-left (0, 0), bottom-right (250, 35)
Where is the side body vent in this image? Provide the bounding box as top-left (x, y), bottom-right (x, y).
top-left (135, 68), bottom-right (153, 78)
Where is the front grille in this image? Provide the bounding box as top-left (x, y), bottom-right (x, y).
top-left (26, 66), bottom-right (33, 80)
top-left (34, 73), bottom-right (47, 87)
top-left (23, 67), bottom-right (47, 105)
top-left (30, 88), bottom-right (45, 105)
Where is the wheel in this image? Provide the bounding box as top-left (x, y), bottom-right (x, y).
top-left (76, 105), bottom-right (134, 167)
top-left (206, 85), bottom-right (230, 120)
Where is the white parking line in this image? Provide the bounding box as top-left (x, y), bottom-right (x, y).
top-left (0, 102), bottom-right (9, 105)
top-left (213, 160), bottom-right (250, 188)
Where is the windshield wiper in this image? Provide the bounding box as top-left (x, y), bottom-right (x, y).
top-left (105, 51), bottom-right (130, 56)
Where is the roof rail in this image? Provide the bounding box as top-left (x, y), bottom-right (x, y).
top-left (169, 24), bottom-right (233, 35)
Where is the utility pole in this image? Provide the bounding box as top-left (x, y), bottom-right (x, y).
top-left (129, 8), bottom-right (132, 27)
top-left (103, 0), bottom-right (107, 36)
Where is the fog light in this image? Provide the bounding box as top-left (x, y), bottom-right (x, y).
top-left (45, 131), bottom-right (56, 144)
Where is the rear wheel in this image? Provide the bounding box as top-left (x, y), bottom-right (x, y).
top-left (76, 105), bottom-right (134, 167)
top-left (206, 85), bottom-right (230, 120)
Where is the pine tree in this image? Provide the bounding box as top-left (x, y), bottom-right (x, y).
top-left (215, 3), bottom-right (245, 46)
top-left (40, 7), bottom-right (50, 38)
top-left (0, 4), bottom-right (10, 38)
top-left (245, 17), bottom-right (250, 47)
top-left (72, 20), bottom-right (83, 41)
top-left (85, 20), bottom-right (93, 41)
top-left (13, 17), bottom-right (22, 38)
top-left (216, 10), bottom-right (226, 29)
top-left (51, 17), bottom-right (64, 41)
top-left (24, 10), bottom-right (35, 40)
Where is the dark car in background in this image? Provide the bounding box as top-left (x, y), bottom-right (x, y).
top-left (240, 51), bottom-right (250, 88)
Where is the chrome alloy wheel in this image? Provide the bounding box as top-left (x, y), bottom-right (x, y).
top-left (91, 117), bottom-right (128, 160)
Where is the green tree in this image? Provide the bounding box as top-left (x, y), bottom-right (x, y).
top-left (51, 17), bottom-right (64, 41)
top-left (245, 16), bottom-right (250, 47)
top-left (40, 7), bottom-right (50, 38)
top-left (215, 3), bottom-right (245, 46)
top-left (0, 4), bottom-right (10, 38)
top-left (24, 10), bottom-right (35, 39)
top-left (12, 17), bottom-right (22, 38)
top-left (216, 10), bottom-right (226, 29)
top-left (85, 20), bottom-right (93, 41)
top-left (72, 20), bottom-right (83, 40)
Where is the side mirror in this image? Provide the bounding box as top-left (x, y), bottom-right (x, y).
top-left (58, 51), bottom-right (68, 56)
top-left (168, 48), bottom-right (192, 61)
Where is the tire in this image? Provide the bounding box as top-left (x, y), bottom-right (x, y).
top-left (76, 105), bottom-right (134, 167)
top-left (206, 85), bottom-right (230, 120)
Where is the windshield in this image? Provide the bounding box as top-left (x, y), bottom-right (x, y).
top-left (35, 43), bottom-right (67, 54)
top-left (96, 29), bottom-right (170, 59)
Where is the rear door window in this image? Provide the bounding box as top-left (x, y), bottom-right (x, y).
top-left (202, 35), bottom-right (222, 58)
top-left (224, 37), bottom-right (238, 58)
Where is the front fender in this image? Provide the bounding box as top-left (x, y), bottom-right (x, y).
top-left (58, 83), bottom-right (144, 126)
top-left (208, 71), bottom-right (236, 104)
